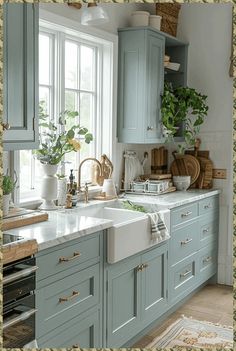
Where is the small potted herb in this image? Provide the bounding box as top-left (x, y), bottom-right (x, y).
top-left (161, 82), bottom-right (208, 153)
top-left (3, 173), bottom-right (17, 216)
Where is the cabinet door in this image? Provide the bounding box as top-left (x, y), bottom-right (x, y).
top-left (38, 309), bottom-right (101, 348)
top-left (117, 30), bottom-right (146, 143)
top-left (3, 3), bottom-right (39, 150)
top-left (145, 32), bottom-right (164, 142)
top-left (141, 244), bottom-right (167, 323)
top-left (106, 255), bottom-right (141, 346)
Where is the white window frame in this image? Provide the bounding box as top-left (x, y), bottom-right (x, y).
top-left (13, 9), bottom-right (118, 207)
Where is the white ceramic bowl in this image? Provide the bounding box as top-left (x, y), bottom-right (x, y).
top-left (149, 15), bottom-right (162, 30)
top-left (173, 176), bottom-right (191, 191)
top-left (130, 11), bottom-right (150, 27)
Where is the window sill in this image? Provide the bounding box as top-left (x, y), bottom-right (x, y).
top-left (19, 186), bottom-right (103, 210)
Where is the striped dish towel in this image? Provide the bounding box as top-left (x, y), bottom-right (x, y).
top-left (147, 212), bottom-right (170, 243)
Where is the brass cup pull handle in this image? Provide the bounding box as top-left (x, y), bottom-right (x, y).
top-left (147, 126), bottom-right (154, 131)
top-left (2, 122), bottom-right (10, 130)
top-left (181, 211), bottom-right (192, 218)
top-left (204, 204), bottom-right (212, 209)
top-left (203, 228), bottom-right (210, 233)
top-left (181, 238), bottom-right (193, 245)
top-left (59, 251), bottom-right (81, 262)
top-left (203, 256), bottom-right (212, 263)
top-left (59, 290), bottom-right (80, 303)
top-left (72, 344), bottom-right (80, 348)
top-left (143, 263), bottom-right (149, 269)
top-left (180, 270), bottom-right (192, 278)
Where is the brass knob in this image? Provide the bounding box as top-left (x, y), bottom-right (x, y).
top-left (2, 123), bottom-right (10, 130)
top-left (136, 264), bottom-right (144, 272)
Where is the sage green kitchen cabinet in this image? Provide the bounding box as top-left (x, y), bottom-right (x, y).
top-left (35, 194), bottom-right (219, 348)
top-left (117, 27), bottom-right (188, 144)
top-left (38, 308), bottom-right (100, 348)
top-left (169, 195), bottom-right (219, 305)
top-left (36, 232), bottom-right (103, 348)
top-left (106, 242), bottom-right (167, 347)
top-left (3, 3), bottom-right (39, 150)
top-left (117, 27), bottom-right (165, 144)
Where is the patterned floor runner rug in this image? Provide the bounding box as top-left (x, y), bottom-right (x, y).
top-left (147, 316), bottom-right (233, 349)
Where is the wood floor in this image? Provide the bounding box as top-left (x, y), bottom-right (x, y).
top-left (133, 284), bottom-right (233, 348)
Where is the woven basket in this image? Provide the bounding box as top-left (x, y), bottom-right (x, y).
top-left (156, 3), bottom-right (181, 37)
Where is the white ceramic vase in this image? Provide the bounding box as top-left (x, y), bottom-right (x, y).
top-left (39, 164), bottom-right (58, 210)
top-left (3, 194), bottom-right (11, 217)
top-left (57, 178), bottom-right (67, 206)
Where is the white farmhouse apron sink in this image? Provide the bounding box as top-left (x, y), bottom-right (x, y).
top-left (81, 206), bottom-right (170, 264)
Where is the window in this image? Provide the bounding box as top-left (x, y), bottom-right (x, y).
top-left (17, 19), bottom-right (115, 204)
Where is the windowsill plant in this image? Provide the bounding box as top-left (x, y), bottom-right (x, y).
top-left (161, 82), bottom-right (208, 153)
top-left (35, 102), bottom-right (93, 165)
top-left (3, 173), bottom-right (17, 216)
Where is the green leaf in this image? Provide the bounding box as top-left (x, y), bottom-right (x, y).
top-left (78, 127), bottom-right (88, 135)
top-left (67, 129), bottom-right (75, 139)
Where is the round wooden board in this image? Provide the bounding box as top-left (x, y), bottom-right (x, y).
top-left (170, 154), bottom-right (200, 185)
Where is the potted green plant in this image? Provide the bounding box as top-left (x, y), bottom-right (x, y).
top-left (3, 173), bottom-right (17, 216)
top-left (161, 82), bottom-right (208, 153)
top-left (35, 101), bottom-right (93, 210)
top-left (35, 102), bottom-right (93, 165)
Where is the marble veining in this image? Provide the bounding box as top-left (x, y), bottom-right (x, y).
top-left (122, 189), bottom-right (220, 209)
top-left (3, 189), bottom-right (220, 252)
top-left (4, 211), bottom-right (113, 251)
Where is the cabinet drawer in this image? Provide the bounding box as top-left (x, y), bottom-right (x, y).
top-left (37, 234), bottom-right (100, 281)
top-left (170, 221), bottom-right (199, 265)
top-left (38, 308), bottom-right (100, 348)
top-left (171, 203), bottom-right (198, 227)
top-left (170, 253), bottom-right (197, 303)
top-left (199, 243), bottom-right (217, 282)
top-left (199, 214), bottom-right (218, 248)
top-left (36, 264), bottom-right (100, 338)
top-left (199, 196), bottom-right (218, 215)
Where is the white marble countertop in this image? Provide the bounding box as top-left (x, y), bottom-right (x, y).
top-left (4, 189), bottom-right (220, 252)
top-left (4, 209), bottom-right (113, 251)
top-left (122, 189), bottom-right (220, 209)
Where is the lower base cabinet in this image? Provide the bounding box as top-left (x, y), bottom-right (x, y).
top-left (106, 243), bottom-right (167, 346)
top-left (35, 195), bottom-right (219, 348)
top-left (38, 308), bottom-right (101, 348)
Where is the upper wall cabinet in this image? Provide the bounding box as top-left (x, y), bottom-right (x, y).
top-left (117, 27), bottom-right (188, 144)
top-left (3, 3), bottom-right (39, 150)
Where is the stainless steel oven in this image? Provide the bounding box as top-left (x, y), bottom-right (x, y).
top-left (3, 255), bottom-right (38, 348)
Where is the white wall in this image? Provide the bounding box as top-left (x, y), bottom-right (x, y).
top-left (178, 4), bottom-right (233, 285)
top-left (39, 3), bottom-right (233, 285)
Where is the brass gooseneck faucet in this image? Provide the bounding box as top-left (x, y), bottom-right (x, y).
top-left (77, 158), bottom-right (102, 202)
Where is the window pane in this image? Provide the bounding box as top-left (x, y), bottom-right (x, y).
top-left (39, 87), bottom-right (50, 114)
top-left (80, 45), bottom-right (94, 91)
top-left (65, 90), bottom-right (76, 111)
top-left (19, 151), bottom-right (41, 200)
top-left (39, 34), bottom-right (50, 85)
top-left (65, 41), bottom-right (78, 89)
top-left (64, 152), bottom-right (78, 180)
top-left (80, 92), bottom-right (93, 130)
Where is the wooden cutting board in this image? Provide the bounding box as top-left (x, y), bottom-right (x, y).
top-left (170, 154), bottom-right (200, 185)
top-left (3, 209), bottom-right (48, 231)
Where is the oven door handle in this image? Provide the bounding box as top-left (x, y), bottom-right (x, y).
top-left (3, 308), bottom-right (38, 330)
top-left (3, 266), bottom-right (38, 285)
